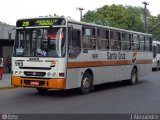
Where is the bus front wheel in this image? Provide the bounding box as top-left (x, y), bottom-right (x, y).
top-left (80, 72), bottom-right (92, 94)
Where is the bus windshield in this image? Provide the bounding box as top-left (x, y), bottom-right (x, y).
top-left (14, 27), bottom-right (66, 57)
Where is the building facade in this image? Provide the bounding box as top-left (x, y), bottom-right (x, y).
top-left (0, 23), bottom-right (15, 72)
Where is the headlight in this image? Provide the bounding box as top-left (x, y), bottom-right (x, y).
top-left (15, 71), bottom-right (18, 75)
top-left (52, 72), bottom-right (56, 77)
top-left (19, 71), bottom-right (23, 75)
top-left (47, 72), bottom-right (51, 76)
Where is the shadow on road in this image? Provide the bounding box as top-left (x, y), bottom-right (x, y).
top-left (32, 79), bottom-right (148, 98)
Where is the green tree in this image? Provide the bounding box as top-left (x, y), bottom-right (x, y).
top-left (82, 4), bottom-right (160, 39)
top-left (148, 15), bottom-right (160, 40)
top-left (126, 6), bottom-right (144, 31)
top-left (82, 4), bottom-right (144, 32)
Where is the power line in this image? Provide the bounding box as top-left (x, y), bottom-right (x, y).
top-left (148, 21), bottom-right (160, 32)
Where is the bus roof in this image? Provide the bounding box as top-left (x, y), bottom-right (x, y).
top-left (16, 16), bottom-right (152, 36)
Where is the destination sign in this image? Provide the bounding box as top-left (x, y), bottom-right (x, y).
top-left (16, 18), bottom-right (66, 27)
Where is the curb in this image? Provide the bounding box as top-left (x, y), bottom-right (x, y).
top-left (0, 86), bottom-right (16, 90)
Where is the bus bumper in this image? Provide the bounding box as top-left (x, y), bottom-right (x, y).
top-left (11, 76), bottom-right (66, 89)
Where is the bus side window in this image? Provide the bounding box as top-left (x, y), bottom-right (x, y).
top-left (68, 27), bottom-right (81, 58)
top-left (122, 33), bottom-right (131, 51)
top-left (153, 45), bottom-right (157, 58)
top-left (97, 29), bottom-right (109, 50)
top-left (111, 30), bottom-right (121, 51)
top-left (145, 36), bottom-right (152, 51)
top-left (139, 35), bottom-right (145, 51)
top-left (82, 27), bottom-right (96, 50)
top-left (149, 37), bottom-right (152, 51)
top-left (132, 34), bottom-right (139, 51)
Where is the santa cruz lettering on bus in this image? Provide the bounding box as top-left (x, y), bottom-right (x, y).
top-left (107, 52), bottom-right (125, 60)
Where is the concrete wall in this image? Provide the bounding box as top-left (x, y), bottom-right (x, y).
top-left (0, 23), bottom-right (15, 40)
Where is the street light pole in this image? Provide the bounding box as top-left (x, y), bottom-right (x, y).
top-left (142, 1), bottom-right (149, 32)
top-left (76, 7), bottom-right (84, 21)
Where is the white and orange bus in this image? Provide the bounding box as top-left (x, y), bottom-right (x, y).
top-left (11, 17), bottom-right (152, 94)
top-left (152, 41), bottom-right (160, 70)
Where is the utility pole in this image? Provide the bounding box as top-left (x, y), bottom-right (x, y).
top-left (76, 7), bottom-right (84, 21)
top-left (142, 1), bottom-right (149, 32)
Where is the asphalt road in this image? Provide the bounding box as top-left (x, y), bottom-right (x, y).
top-left (0, 71), bottom-right (160, 114)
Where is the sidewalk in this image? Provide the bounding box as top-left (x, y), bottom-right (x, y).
top-left (0, 73), bottom-right (15, 89)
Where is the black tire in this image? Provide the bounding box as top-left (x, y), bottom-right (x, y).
top-left (157, 62), bottom-right (160, 70)
top-left (156, 66), bottom-right (159, 71)
top-left (129, 68), bottom-right (138, 85)
top-left (0, 75), bottom-right (2, 80)
top-left (155, 62), bottom-right (159, 71)
top-left (80, 72), bottom-right (92, 94)
top-left (36, 88), bottom-right (48, 93)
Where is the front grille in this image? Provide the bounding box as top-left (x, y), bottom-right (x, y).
top-left (24, 71), bottom-right (46, 76)
top-left (24, 80), bottom-right (45, 86)
top-left (19, 67), bottom-right (51, 70)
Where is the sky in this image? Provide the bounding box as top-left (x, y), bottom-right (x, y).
top-left (0, 0), bottom-right (159, 25)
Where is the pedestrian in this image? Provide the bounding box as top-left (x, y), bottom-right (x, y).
top-left (6, 56), bottom-right (11, 73)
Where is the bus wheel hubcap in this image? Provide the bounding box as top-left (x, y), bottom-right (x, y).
top-left (83, 78), bottom-right (90, 88)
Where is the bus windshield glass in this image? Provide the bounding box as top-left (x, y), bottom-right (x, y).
top-left (14, 27), bottom-right (66, 57)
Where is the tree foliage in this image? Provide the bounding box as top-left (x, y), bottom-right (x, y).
top-left (82, 4), bottom-right (160, 39)
top-left (148, 15), bottom-right (160, 40)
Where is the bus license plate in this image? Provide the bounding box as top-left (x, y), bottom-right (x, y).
top-left (30, 81), bottom-right (39, 86)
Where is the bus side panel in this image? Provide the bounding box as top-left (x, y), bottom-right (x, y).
top-left (93, 65), bottom-right (132, 84)
top-left (66, 66), bottom-right (114, 88)
top-left (93, 66), bottom-right (123, 84)
top-left (66, 68), bottom-right (81, 89)
top-left (137, 64), bottom-right (152, 77)
top-left (120, 65), bottom-right (132, 80)
top-left (93, 66), bottom-right (113, 84)
top-left (137, 52), bottom-right (152, 77)
top-left (66, 65), bottom-right (132, 88)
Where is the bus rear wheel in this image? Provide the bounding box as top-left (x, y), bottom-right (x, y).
top-left (157, 61), bottom-right (160, 70)
top-left (36, 88), bottom-right (48, 93)
top-left (80, 72), bottom-right (92, 94)
top-left (129, 68), bottom-right (138, 85)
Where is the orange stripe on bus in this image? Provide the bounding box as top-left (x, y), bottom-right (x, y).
top-left (136, 59), bottom-right (152, 64)
top-left (68, 60), bottom-right (130, 68)
top-left (67, 59), bottom-right (152, 68)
